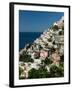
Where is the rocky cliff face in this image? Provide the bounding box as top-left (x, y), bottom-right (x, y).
top-left (19, 16), bottom-right (64, 79)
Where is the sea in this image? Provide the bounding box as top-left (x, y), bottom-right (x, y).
top-left (19, 32), bottom-right (42, 50)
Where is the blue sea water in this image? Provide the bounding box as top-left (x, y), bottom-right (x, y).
top-left (19, 32), bottom-right (42, 49)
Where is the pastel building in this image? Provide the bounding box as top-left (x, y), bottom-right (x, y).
top-left (40, 50), bottom-right (48, 59)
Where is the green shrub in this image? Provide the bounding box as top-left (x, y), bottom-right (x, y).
top-left (49, 65), bottom-right (64, 77)
top-left (28, 68), bottom-right (39, 78)
top-left (34, 53), bottom-right (40, 59)
top-left (59, 31), bottom-right (64, 35)
top-left (39, 45), bottom-right (43, 50)
top-left (19, 67), bottom-right (24, 76)
top-left (26, 44), bottom-right (32, 49)
top-left (48, 38), bottom-right (52, 42)
top-left (50, 47), bottom-right (56, 54)
top-left (28, 66), bottom-right (51, 78)
top-left (38, 66), bottom-right (48, 78)
top-left (53, 40), bottom-right (55, 45)
top-left (28, 64), bottom-right (64, 78)
top-left (60, 55), bottom-right (64, 62)
top-left (19, 52), bottom-right (34, 63)
top-left (52, 25), bottom-right (58, 31)
top-left (62, 26), bottom-right (64, 30)
top-left (44, 57), bottom-right (53, 65)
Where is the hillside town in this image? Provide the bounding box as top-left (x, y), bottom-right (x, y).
top-left (19, 16), bottom-right (64, 79)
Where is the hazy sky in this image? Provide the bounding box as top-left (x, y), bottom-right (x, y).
top-left (19, 10), bottom-right (64, 32)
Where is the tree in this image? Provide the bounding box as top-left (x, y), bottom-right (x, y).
top-left (19, 67), bottom-right (24, 76)
top-left (50, 47), bottom-right (56, 54)
top-left (39, 45), bottom-right (43, 50)
top-left (48, 38), bottom-right (52, 42)
top-left (28, 68), bottom-right (39, 78)
top-left (38, 66), bottom-right (49, 78)
top-left (34, 52), bottom-right (40, 59)
top-left (59, 63), bottom-right (64, 76)
top-left (26, 44), bottom-right (32, 49)
top-left (52, 25), bottom-right (59, 31)
top-left (19, 51), bottom-right (34, 63)
top-left (59, 31), bottom-right (64, 35)
top-left (52, 40), bottom-right (56, 45)
top-left (28, 66), bottom-right (50, 78)
top-left (60, 55), bottom-right (64, 62)
top-left (62, 25), bottom-right (64, 30)
top-left (44, 57), bottom-right (53, 65)
top-left (49, 65), bottom-right (64, 77)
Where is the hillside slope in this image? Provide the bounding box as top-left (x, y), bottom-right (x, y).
top-left (19, 16), bottom-right (64, 79)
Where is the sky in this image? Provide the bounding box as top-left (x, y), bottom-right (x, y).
top-left (19, 10), bottom-right (64, 32)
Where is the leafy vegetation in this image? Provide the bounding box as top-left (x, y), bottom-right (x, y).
top-left (38, 66), bottom-right (49, 78)
top-left (49, 65), bottom-right (64, 77)
top-left (28, 66), bottom-right (49, 78)
top-left (43, 57), bottom-right (53, 65)
top-left (60, 55), bottom-right (64, 62)
top-left (48, 38), bottom-right (52, 42)
top-left (28, 63), bottom-right (64, 79)
top-left (19, 67), bottom-right (24, 76)
top-left (62, 25), bottom-right (64, 30)
top-left (34, 52), bottom-right (40, 59)
top-left (52, 40), bottom-right (56, 45)
top-left (39, 45), bottom-right (43, 50)
top-left (19, 51), bottom-right (34, 62)
top-left (26, 44), bottom-right (32, 49)
top-left (28, 68), bottom-right (39, 78)
top-left (59, 31), bottom-right (64, 35)
top-left (50, 47), bottom-right (56, 53)
top-left (52, 25), bottom-right (59, 31)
